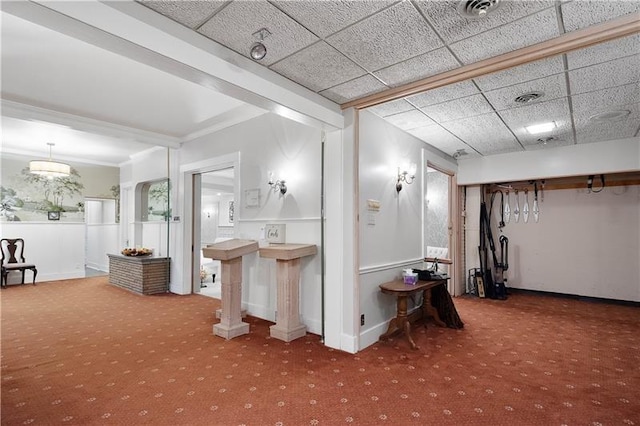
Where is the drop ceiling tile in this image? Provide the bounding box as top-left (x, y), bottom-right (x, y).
top-left (440, 113), bottom-right (521, 155)
top-left (572, 83), bottom-right (640, 117)
top-left (326, 1), bottom-right (443, 71)
top-left (498, 98), bottom-right (573, 145)
top-left (561, 0), bottom-right (640, 32)
top-left (574, 103), bottom-right (640, 144)
top-left (270, 42), bottom-right (366, 92)
top-left (484, 74), bottom-right (567, 111)
top-left (319, 75), bottom-right (387, 104)
top-left (407, 80), bottom-right (479, 108)
top-left (450, 8), bottom-right (560, 64)
top-left (367, 99), bottom-right (415, 117)
top-left (420, 94), bottom-right (494, 123)
top-left (271, 0), bottom-right (396, 38)
top-left (474, 56), bottom-right (565, 91)
top-left (408, 124), bottom-right (475, 157)
top-left (384, 109), bottom-right (436, 131)
top-left (198, 1), bottom-right (318, 66)
top-left (569, 54), bottom-right (640, 95)
top-left (415, 0), bottom-right (553, 44)
top-left (138, 0), bottom-right (227, 29)
top-left (567, 34), bottom-right (640, 70)
top-left (523, 131), bottom-right (575, 150)
top-left (373, 47), bottom-right (460, 87)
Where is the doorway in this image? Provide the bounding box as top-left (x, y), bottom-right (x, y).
top-left (425, 164), bottom-right (457, 294)
top-left (193, 167), bottom-right (235, 298)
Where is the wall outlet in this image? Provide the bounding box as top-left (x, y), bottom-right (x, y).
top-left (360, 314), bottom-right (365, 326)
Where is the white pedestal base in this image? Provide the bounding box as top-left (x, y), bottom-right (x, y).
top-left (214, 322), bottom-right (250, 340)
top-left (270, 323), bottom-right (307, 342)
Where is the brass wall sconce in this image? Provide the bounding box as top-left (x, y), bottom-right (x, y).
top-left (268, 171), bottom-right (287, 195)
top-left (396, 163), bottom-right (417, 192)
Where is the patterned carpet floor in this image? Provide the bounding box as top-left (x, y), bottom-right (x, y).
top-left (1, 276), bottom-right (639, 425)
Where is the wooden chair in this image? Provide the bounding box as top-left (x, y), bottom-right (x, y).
top-left (1, 238), bottom-right (38, 288)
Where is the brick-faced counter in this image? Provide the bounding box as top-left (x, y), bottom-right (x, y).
top-left (108, 254), bottom-right (170, 295)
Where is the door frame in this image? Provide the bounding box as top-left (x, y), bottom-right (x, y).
top-left (426, 162), bottom-right (461, 296)
top-left (179, 152), bottom-right (240, 295)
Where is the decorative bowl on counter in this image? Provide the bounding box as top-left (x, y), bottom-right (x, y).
top-left (121, 247), bottom-right (153, 257)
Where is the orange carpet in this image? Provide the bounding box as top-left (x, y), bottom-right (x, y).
top-left (1, 277), bottom-right (639, 425)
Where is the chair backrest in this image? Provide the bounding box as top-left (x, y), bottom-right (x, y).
top-left (1, 238), bottom-right (26, 266)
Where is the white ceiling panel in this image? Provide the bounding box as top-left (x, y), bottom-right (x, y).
top-left (319, 75), bottom-right (387, 104)
top-left (326, 1), bottom-right (442, 71)
top-left (572, 83), bottom-right (640, 117)
top-left (574, 103), bottom-right (640, 144)
top-left (198, 1), bottom-right (318, 66)
top-left (407, 124), bottom-right (475, 157)
top-left (1, 116), bottom-right (153, 166)
top-left (450, 8), bottom-right (560, 64)
top-left (373, 47), bottom-right (461, 88)
top-left (368, 99), bottom-right (415, 117)
top-left (270, 41), bottom-right (366, 92)
top-left (569, 54), bottom-right (640, 95)
top-left (407, 80), bottom-right (480, 108)
top-left (498, 98), bottom-right (573, 145)
top-left (566, 34), bottom-right (640, 70)
top-left (523, 131), bottom-right (575, 151)
top-left (383, 109), bottom-right (436, 131)
top-left (139, 0), bottom-right (227, 29)
top-left (415, 0), bottom-right (553, 44)
top-left (441, 113), bottom-right (521, 155)
top-left (271, 0), bottom-right (396, 38)
top-left (420, 94), bottom-right (494, 123)
top-left (474, 56), bottom-right (565, 91)
top-left (1, 12), bottom-right (244, 139)
top-left (561, 0), bottom-right (640, 32)
top-left (484, 74), bottom-right (568, 111)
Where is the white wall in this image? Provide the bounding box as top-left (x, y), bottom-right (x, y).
top-left (1, 223), bottom-right (85, 283)
top-left (490, 185), bottom-right (640, 301)
top-left (129, 114), bottom-right (325, 335)
top-left (460, 138), bottom-right (640, 302)
top-left (357, 110), bottom-right (457, 350)
top-left (458, 137), bottom-right (640, 185)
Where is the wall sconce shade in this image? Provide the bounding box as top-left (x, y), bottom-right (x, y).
top-left (396, 163), bottom-right (417, 192)
top-left (29, 143), bottom-right (70, 178)
top-left (268, 171), bottom-right (287, 195)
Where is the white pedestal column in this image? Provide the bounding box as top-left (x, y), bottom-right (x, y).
top-left (270, 258), bottom-right (307, 342)
top-left (214, 256), bottom-right (250, 339)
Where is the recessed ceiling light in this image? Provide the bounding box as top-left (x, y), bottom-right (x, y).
top-left (526, 122), bottom-right (556, 135)
top-left (514, 91), bottom-right (544, 104)
top-left (589, 110), bottom-right (631, 123)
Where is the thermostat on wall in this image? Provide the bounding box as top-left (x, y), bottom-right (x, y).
top-left (265, 224), bottom-right (286, 244)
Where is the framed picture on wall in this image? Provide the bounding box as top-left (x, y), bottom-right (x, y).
top-left (48, 211), bottom-right (60, 221)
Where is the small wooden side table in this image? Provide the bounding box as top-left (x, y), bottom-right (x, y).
top-left (379, 279), bottom-right (447, 350)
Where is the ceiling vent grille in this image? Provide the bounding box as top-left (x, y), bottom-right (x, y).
top-left (515, 92), bottom-right (544, 104)
top-left (457, 0), bottom-right (501, 19)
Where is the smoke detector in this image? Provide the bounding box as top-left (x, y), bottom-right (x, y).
top-left (514, 92), bottom-right (544, 104)
top-left (457, 0), bottom-right (501, 19)
top-left (453, 149), bottom-right (468, 159)
top-left (536, 136), bottom-right (557, 145)
top-left (589, 110), bottom-right (630, 123)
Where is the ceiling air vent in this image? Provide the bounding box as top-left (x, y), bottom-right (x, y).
top-left (457, 0), bottom-right (501, 19)
top-left (514, 92), bottom-right (544, 104)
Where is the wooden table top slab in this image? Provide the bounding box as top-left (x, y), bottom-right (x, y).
top-left (259, 244), bottom-right (317, 260)
top-left (202, 239), bottom-right (259, 261)
top-left (379, 278), bottom-right (445, 295)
